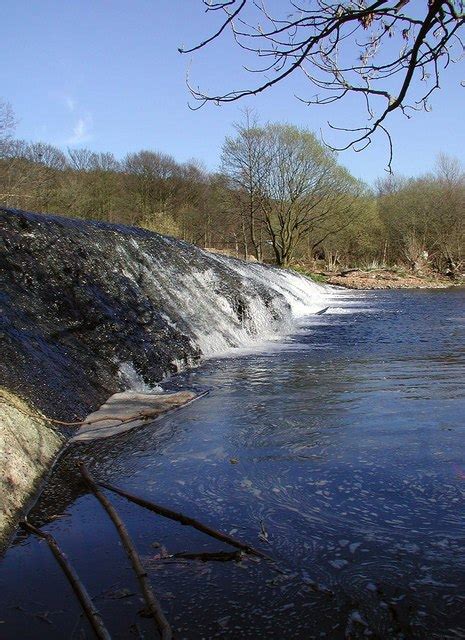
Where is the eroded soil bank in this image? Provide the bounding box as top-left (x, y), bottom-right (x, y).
top-left (0, 389), bottom-right (63, 549)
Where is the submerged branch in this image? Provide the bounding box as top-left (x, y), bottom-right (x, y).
top-left (97, 478), bottom-right (267, 559)
top-left (78, 463), bottom-right (173, 640)
top-left (20, 520), bottom-right (111, 640)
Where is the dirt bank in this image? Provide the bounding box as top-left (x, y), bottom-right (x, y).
top-left (323, 268), bottom-right (461, 290)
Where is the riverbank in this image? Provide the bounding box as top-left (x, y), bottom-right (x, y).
top-left (0, 389), bottom-right (63, 550)
top-left (302, 267), bottom-right (462, 290)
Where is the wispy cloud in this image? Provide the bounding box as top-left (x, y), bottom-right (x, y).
top-left (67, 115), bottom-right (93, 145)
top-left (65, 96), bottom-right (76, 113)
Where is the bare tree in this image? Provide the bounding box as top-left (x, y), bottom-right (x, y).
top-left (221, 109), bottom-right (269, 260)
top-left (181, 1), bottom-right (465, 168)
top-left (0, 99), bottom-right (16, 147)
top-left (223, 121), bottom-right (363, 267)
top-left (25, 142), bottom-right (68, 170)
top-left (67, 147), bottom-right (95, 171)
top-left (67, 148), bottom-right (120, 173)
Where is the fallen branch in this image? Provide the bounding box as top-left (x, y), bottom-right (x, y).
top-left (172, 550), bottom-right (243, 562)
top-left (79, 463), bottom-right (172, 640)
top-left (20, 520), bottom-right (111, 640)
top-left (338, 268), bottom-right (363, 277)
top-left (97, 479), bottom-right (266, 559)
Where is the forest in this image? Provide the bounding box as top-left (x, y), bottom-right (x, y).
top-left (1, 100), bottom-right (464, 278)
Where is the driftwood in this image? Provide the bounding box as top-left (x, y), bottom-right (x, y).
top-left (20, 520), bottom-right (111, 640)
top-left (79, 464), bottom-right (172, 640)
top-left (310, 268), bottom-right (362, 278)
top-left (97, 479), bottom-right (266, 559)
top-left (338, 268), bottom-right (362, 277)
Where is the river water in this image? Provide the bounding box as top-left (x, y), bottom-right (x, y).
top-left (1, 287), bottom-right (464, 639)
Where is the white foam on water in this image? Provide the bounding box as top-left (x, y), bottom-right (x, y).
top-left (118, 362), bottom-right (164, 393)
top-left (115, 244), bottom-right (360, 385)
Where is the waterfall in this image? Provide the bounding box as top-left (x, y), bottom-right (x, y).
top-left (129, 243), bottom-right (329, 359)
top-left (1, 208), bottom-right (331, 415)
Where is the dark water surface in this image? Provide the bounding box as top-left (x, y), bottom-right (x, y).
top-left (1, 288), bottom-right (465, 639)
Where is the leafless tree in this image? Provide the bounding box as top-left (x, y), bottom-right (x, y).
top-left (221, 109), bottom-right (270, 260)
top-left (0, 99), bottom-right (16, 147)
top-left (223, 120), bottom-right (363, 266)
top-left (68, 148), bottom-right (120, 172)
top-left (67, 147), bottom-right (96, 171)
top-left (181, 1), bottom-right (465, 169)
top-left (25, 142), bottom-right (68, 170)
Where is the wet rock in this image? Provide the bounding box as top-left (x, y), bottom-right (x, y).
top-left (0, 208), bottom-right (299, 425)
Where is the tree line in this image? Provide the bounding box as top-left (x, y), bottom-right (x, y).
top-left (1, 100), bottom-right (463, 276)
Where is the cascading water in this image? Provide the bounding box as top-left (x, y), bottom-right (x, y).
top-left (130, 243), bottom-right (330, 359)
top-left (0, 208), bottom-right (331, 419)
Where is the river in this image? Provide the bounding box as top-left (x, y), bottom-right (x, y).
top-left (1, 287), bottom-right (464, 639)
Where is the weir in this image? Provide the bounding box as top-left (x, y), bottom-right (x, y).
top-left (0, 207), bottom-right (330, 548)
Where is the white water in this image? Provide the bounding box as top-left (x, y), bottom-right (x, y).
top-left (113, 239), bottom-right (354, 388)
top-left (149, 249), bottom-right (330, 354)
top-left (118, 362), bottom-right (164, 393)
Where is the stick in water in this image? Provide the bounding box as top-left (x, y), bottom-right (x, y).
top-left (20, 520), bottom-right (111, 640)
top-left (78, 463), bottom-right (172, 640)
top-left (97, 479), bottom-right (266, 558)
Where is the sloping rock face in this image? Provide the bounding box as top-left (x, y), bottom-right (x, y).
top-left (1, 209), bottom-right (198, 423)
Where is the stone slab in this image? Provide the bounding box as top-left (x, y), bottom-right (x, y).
top-left (70, 390), bottom-right (205, 443)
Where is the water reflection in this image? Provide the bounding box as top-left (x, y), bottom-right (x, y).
top-left (1, 288), bottom-right (465, 639)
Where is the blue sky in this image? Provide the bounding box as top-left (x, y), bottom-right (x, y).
top-left (1, 1), bottom-right (464, 184)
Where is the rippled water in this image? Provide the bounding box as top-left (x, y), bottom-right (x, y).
top-left (1, 288), bottom-right (465, 639)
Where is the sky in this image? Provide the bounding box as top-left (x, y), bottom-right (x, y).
top-left (1, 0), bottom-right (464, 185)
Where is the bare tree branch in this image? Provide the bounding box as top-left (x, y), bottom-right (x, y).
top-left (182, 1), bottom-right (465, 169)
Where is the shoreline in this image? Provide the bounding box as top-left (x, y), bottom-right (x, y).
top-left (311, 268), bottom-right (462, 290)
